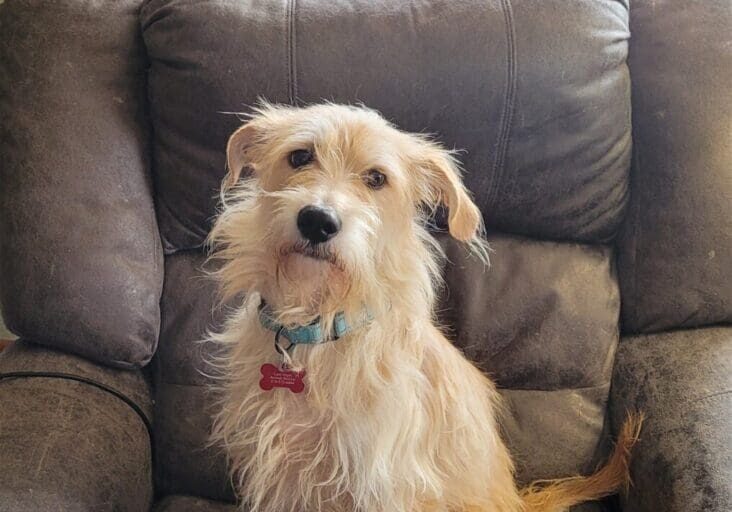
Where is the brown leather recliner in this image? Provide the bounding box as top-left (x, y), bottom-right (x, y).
top-left (0, 1), bottom-right (729, 510)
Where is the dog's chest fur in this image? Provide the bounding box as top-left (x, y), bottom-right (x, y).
top-left (212, 298), bottom-right (521, 512)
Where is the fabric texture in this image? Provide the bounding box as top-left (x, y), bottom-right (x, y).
top-left (617, 0), bottom-right (732, 333)
top-left (610, 327), bottom-right (732, 512)
top-left (0, 0), bottom-right (163, 368)
top-left (0, 341), bottom-right (153, 512)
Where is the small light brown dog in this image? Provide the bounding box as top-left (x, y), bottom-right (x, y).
top-left (208, 103), bottom-right (641, 512)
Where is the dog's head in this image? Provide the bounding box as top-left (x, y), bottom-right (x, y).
top-left (210, 103), bottom-right (484, 324)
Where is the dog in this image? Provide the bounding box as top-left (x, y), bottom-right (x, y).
top-left (208, 103), bottom-right (642, 512)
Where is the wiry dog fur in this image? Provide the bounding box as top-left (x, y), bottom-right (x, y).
top-left (208, 103), bottom-right (642, 512)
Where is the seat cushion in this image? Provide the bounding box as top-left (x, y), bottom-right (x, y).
top-left (141, 0), bottom-right (631, 253)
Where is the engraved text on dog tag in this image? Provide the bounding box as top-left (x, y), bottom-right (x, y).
top-left (259, 363), bottom-right (306, 393)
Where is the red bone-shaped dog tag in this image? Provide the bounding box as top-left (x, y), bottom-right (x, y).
top-left (259, 363), bottom-right (306, 394)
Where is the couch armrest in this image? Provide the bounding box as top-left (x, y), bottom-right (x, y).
top-left (0, 341), bottom-right (154, 511)
top-left (610, 327), bottom-right (732, 512)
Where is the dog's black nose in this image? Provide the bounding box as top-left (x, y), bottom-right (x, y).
top-left (297, 205), bottom-right (341, 244)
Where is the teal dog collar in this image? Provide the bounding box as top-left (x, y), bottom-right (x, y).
top-left (258, 301), bottom-right (372, 347)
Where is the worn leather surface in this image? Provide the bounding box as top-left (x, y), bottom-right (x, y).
top-left (0, 0), bottom-right (163, 368)
top-left (154, 495), bottom-right (238, 512)
top-left (438, 233), bottom-right (619, 391)
top-left (501, 386), bottom-right (611, 485)
top-left (610, 327), bottom-right (732, 512)
top-left (154, 252), bottom-right (235, 503)
top-left (0, 340), bottom-right (153, 422)
top-left (155, 381), bottom-right (235, 504)
top-left (141, 0), bottom-right (630, 253)
top-left (0, 342), bottom-right (153, 512)
top-left (617, 0), bottom-right (732, 333)
top-left (440, 233), bottom-right (621, 488)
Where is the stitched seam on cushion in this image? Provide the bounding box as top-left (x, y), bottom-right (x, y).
top-left (629, 147), bottom-right (642, 332)
top-left (157, 379), bottom-right (211, 387)
top-left (499, 382), bottom-right (611, 393)
top-left (287, 0), bottom-right (298, 105)
top-left (484, 0), bottom-right (517, 211)
top-left (0, 371), bottom-right (155, 462)
top-left (691, 389), bottom-right (732, 405)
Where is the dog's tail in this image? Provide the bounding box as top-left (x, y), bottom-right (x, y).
top-left (519, 412), bottom-right (643, 512)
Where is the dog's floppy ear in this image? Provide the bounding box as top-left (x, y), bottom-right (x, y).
top-left (416, 144), bottom-right (482, 242)
top-left (225, 122), bottom-right (259, 188)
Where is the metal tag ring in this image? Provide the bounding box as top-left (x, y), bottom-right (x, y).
top-left (274, 327), bottom-right (295, 355)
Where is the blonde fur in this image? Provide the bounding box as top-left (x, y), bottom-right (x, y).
top-left (207, 103), bottom-right (640, 512)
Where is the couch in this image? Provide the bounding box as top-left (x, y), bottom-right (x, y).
top-left (0, 0), bottom-right (730, 510)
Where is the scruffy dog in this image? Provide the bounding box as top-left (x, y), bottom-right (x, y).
top-left (208, 103), bottom-right (641, 512)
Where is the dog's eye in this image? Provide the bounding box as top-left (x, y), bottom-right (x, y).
top-left (363, 169), bottom-right (387, 190)
top-left (288, 149), bottom-right (314, 169)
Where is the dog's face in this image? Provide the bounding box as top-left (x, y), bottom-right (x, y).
top-left (213, 104), bottom-right (482, 321)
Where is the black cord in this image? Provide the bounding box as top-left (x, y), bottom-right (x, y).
top-left (0, 371), bottom-right (155, 464)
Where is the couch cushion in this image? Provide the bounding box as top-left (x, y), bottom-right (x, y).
top-left (141, 0), bottom-right (631, 253)
top-left (616, 0), bottom-right (732, 333)
top-left (610, 328), bottom-right (732, 512)
top-left (0, 0), bottom-right (163, 368)
top-left (438, 234), bottom-right (619, 391)
top-left (154, 234), bottom-right (620, 497)
top-left (0, 341), bottom-right (152, 422)
top-left (0, 341), bottom-right (153, 512)
top-left (154, 252), bottom-right (234, 503)
top-left (438, 234), bottom-right (620, 483)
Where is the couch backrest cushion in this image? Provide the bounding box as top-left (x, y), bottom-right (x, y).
top-left (0, 0), bottom-right (163, 368)
top-left (617, 0), bottom-right (732, 333)
top-left (142, 0), bottom-right (631, 253)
